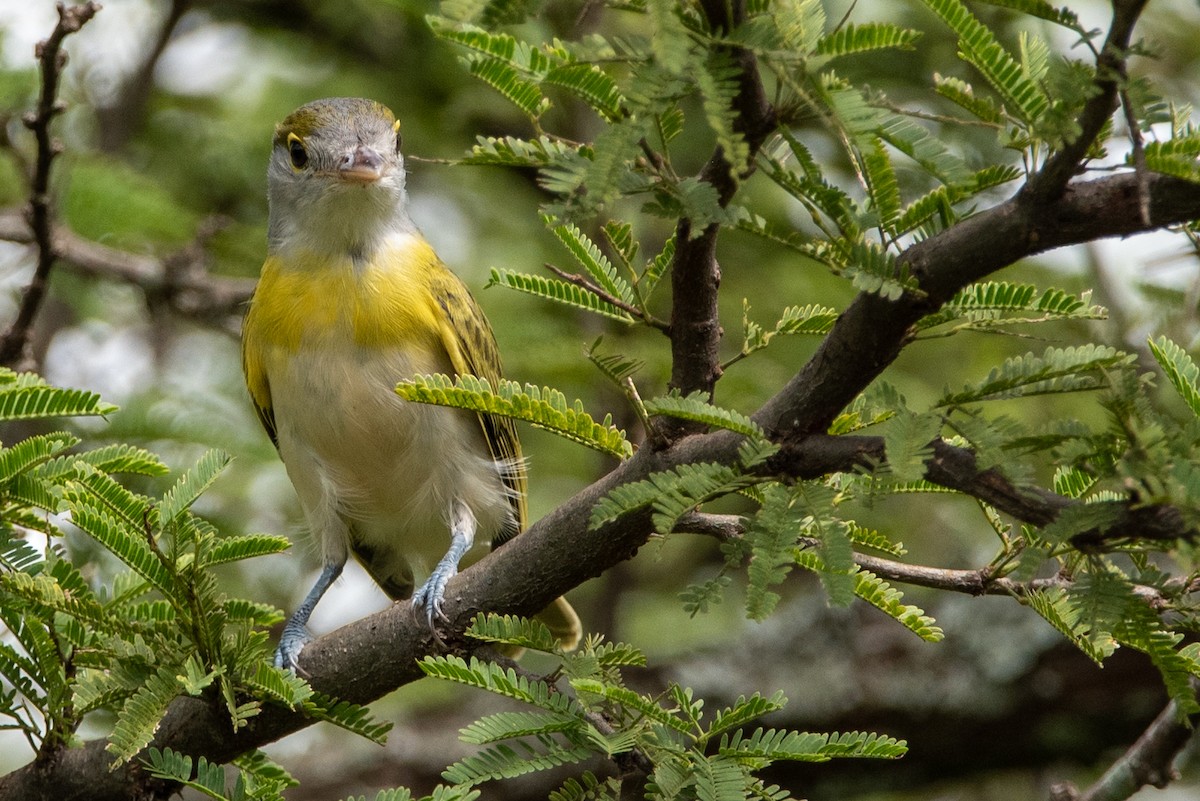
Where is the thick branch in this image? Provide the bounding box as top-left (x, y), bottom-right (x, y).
top-left (667, 0), bottom-right (775, 408)
top-left (791, 435), bottom-right (1192, 545)
top-left (757, 171), bottom-right (1200, 443)
top-left (0, 2), bottom-right (100, 368)
top-left (7, 67), bottom-right (1200, 801)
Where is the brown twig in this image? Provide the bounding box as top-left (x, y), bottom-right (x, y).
top-left (1053, 681), bottom-right (1200, 801)
top-left (95, 0), bottom-right (188, 152)
top-left (543, 261), bottom-right (669, 331)
top-left (1023, 0), bottom-right (1149, 202)
top-left (0, 1), bottom-right (101, 369)
top-left (0, 209), bottom-right (254, 333)
top-left (675, 511), bottom-right (1186, 606)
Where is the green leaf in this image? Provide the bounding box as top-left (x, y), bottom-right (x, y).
top-left (158, 449), bottom-right (231, 526)
top-left (0, 433), bottom-right (77, 483)
top-left (459, 710), bottom-right (583, 744)
top-left (919, 0), bottom-right (1050, 125)
top-left (1148, 336), bottom-right (1200, 416)
top-left (207, 533), bottom-right (292, 566)
top-left (816, 23), bottom-right (922, 58)
top-left (937, 345), bottom-right (1134, 406)
top-left (488, 268), bottom-right (636, 322)
top-left (443, 740), bottom-right (594, 786)
top-left (467, 57), bottom-right (551, 119)
top-left (603, 220), bottom-right (638, 269)
top-left (107, 665), bottom-right (182, 766)
top-left (0, 382), bottom-right (117, 422)
top-left (647, 0), bottom-right (694, 75)
top-left (72, 443), bottom-right (169, 476)
top-left (796, 553), bottom-right (944, 642)
top-left (883, 411), bottom-right (942, 482)
top-left (703, 691), bottom-right (788, 743)
top-left (568, 678), bottom-right (691, 733)
top-left (640, 232), bottom-right (674, 298)
top-left (742, 485), bottom-right (802, 620)
top-left (863, 138), bottom-right (901, 237)
top-left (467, 613), bottom-right (560, 653)
top-left (589, 461), bottom-right (756, 534)
top-left (642, 392), bottom-right (765, 439)
top-left (427, 18), bottom-right (552, 76)
top-left (303, 693), bottom-right (394, 744)
top-left (64, 486), bottom-right (175, 598)
top-left (1053, 466), bottom-right (1098, 499)
top-left (934, 73), bottom-right (1005, 124)
top-left (1026, 587), bottom-right (1115, 665)
top-left (696, 50), bottom-right (748, 176)
top-left (878, 113), bottom-right (974, 187)
top-left (720, 728), bottom-right (907, 761)
top-left (1141, 137), bottom-right (1200, 182)
top-left (975, 0), bottom-right (1084, 30)
top-left (419, 655), bottom-right (575, 712)
top-left (917, 282), bottom-right (1106, 332)
top-left (396, 374), bottom-right (633, 459)
top-left (543, 62), bottom-right (625, 122)
top-left (462, 136), bottom-right (588, 167)
top-left (545, 215), bottom-right (636, 305)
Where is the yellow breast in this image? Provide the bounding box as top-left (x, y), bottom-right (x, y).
top-left (246, 234), bottom-right (444, 350)
top-left (242, 233), bottom-right (446, 410)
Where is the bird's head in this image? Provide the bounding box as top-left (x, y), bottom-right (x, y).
top-left (267, 97), bottom-right (414, 258)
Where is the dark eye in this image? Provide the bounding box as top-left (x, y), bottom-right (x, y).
top-left (288, 135), bottom-right (308, 169)
top-left (392, 120), bottom-right (402, 154)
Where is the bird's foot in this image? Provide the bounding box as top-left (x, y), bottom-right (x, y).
top-left (412, 560), bottom-right (457, 629)
top-left (273, 621), bottom-right (314, 674)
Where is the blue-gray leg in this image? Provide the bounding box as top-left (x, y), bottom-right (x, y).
top-left (412, 502), bottom-right (476, 628)
top-left (274, 561), bottom-right (344, 673)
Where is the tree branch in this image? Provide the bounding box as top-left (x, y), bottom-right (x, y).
top-left (0, 209), bottom-right (254, 332)
top-left (6, 8), bottom-right (1200, 791)
top-left (1023, 0), bottom-right (1150, 203)
top-left (95, 0), bottom-right (189, 152)
top-left (0, 2), bottom-right (101, 369)
top-left (1052, 681), bottom-right (1200, 801)
top-left (756, 171), bottom-right (1200, 444)
top-left (666, 0), bottom-right (775, 412)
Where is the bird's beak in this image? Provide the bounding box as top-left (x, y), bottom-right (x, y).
top-left (337, 145), bottom-right (385, 184)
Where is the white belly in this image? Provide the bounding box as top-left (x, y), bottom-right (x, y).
top-left (267, 340), bottom-right (512, 595)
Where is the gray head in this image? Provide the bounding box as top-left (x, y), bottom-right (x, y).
top-left (266, 97), bottom-right (415, 257)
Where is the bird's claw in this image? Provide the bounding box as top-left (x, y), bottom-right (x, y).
top-left (273, 622), bottom-right (314, 674)
top-left (412, 563), bottom-right (457, 629)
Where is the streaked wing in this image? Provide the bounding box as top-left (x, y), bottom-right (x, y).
top-left (430, 264), bottom-right (527, 542)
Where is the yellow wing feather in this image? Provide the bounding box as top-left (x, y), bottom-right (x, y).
top-left (428, 263), bottom-right (528, 543)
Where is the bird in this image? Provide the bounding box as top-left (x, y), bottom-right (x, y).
top-left (241, 97), bottom-right (581, 672)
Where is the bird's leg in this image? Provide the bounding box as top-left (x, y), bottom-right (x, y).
top-left (274, 560), bottom-right (344, 673)
top-left (413, 501), bottom-right (476, 628)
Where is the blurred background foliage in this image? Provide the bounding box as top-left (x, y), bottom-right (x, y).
top-left (3, 0), bottom-right (1200, 798)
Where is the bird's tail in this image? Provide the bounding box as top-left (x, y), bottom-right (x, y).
top-left (536, 596), bottom-right (582, 651)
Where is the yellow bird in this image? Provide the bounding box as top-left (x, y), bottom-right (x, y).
top-left (241, 97), bottom-right (580, 671)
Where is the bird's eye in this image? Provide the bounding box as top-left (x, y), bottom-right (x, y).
top-left (287, 133), bottom-right (308, 169)
top-left (393, 119), bottom-right (402, 154)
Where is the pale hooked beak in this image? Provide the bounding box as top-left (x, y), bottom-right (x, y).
top-left (337, 145), bottom-right (385, 183)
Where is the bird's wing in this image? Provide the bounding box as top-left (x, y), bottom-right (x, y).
top-left (241, 290), bottom-right (279, 450)
top-left (429, 264), bottom-right (527, 543)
